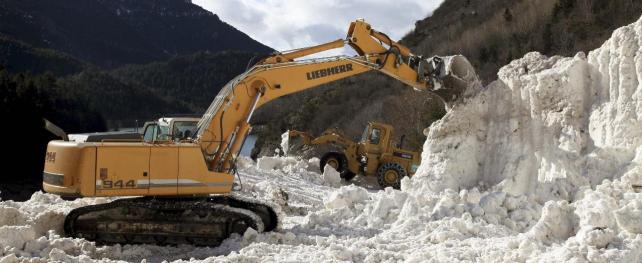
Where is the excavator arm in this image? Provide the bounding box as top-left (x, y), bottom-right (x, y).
top-left (195, 19), bottom-right (477, 173)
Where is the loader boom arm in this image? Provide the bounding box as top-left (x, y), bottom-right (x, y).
top-left (289, 129), bottom-right (356, 149)
top-left (195, 19), bottom-right (458, 172)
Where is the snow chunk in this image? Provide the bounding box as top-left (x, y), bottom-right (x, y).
top-left (614, 197), bottom-right (642, 234)
top-left (0, 225), bottom-right (36, 249)
top-left (0, 254), bottom-right (19, 263)
top-left (322, 165), bottom-right (341, 187)
top-left (323, 185), bottom-right (368, 209)
top-left (280, 130), bottom-right (289, 156)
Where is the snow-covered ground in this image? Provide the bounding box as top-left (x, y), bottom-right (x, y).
top-left (2, 15), bottom-right (642, 263)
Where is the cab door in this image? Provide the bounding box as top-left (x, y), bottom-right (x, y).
top-left (95, 145), bottom-right (150, 196)
top-left (144, 123), bottom-right (179, 195)
top-left (148, 145), bottom-right (178, 195)
top-left (362, 125), bottom-right (386, 175)
top-left (363, 126), bottom-right (385, 155)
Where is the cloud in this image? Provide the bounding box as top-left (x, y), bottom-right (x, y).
top-left (193, 0), bottom-right (443, 56)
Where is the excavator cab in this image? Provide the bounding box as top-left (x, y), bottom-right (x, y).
top-left (142, 117), bottom-right (199, 143)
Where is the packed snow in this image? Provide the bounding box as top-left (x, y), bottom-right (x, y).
top-left (2, 16), bottom-right (642, 263)
top-left (280, 131), bottom-right (289, 156)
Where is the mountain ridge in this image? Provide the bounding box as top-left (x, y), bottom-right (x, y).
top-left (0, 0), bottom-right (272, 68)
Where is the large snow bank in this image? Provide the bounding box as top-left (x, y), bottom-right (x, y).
top-left (299, 16), bottom-right (642, 261)
top-left (2, 15), bottom-right (642, 263)
top-left (416, 16), bottom-right (642, 203)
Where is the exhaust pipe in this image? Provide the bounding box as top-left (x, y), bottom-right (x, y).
top-left (424, 55), bottom-right (480, 105)
top-left (44, 119), bottom-right (69, 141)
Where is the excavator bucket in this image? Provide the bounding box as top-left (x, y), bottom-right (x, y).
top-left (424, 55), bottom-right (480, 105)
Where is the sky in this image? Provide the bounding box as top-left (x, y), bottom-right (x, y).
top-left (193, 0), bottom-right (444, 56)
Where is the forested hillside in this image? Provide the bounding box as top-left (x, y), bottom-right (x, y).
top-left (253, 0), bottom-right (642, 155)
top-left (0, 69), bottom-right (105, 200)
top-left (405, 0), bottom-right (642, 82)
top-left (0, 36), bottom-right (87, 76)
top-left (112, 51), bottom-right (258, 113)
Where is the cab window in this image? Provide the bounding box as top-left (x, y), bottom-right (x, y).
top-left (173, 121), bottom-right (197, 140)
top-left (360, 126), bottom-right (369, 143)
top-left (370, 128), bottom-right (381, 145)
top-left (143, 124), bottom-right (158, 143)
top-left (156, 125), bottom-right (170, 141)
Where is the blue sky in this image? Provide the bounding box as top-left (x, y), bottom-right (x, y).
top-left (193, 0), bottom-right (444, 56)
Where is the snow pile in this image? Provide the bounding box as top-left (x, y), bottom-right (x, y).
top-left (0, 193), bottom-right (113, 262)
top-left (416, 52), bottom-right (601, 198)
top-left (415, 18), bottom-right (642, 201)
top-left (417, 21), bottom-right (641, 199)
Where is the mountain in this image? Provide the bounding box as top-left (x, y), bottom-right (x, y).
top-left (253, 0), bottom-right (642, 154)
top-left (0, 0), bottom-right (272, 68)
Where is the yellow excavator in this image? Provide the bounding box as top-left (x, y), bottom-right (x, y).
top-left (289, 122), bottom-right (420, 189)
top-left (43, 19), bottom-right (478, 246)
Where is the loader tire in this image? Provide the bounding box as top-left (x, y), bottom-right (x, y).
top-left (320, 152), bottom-right (355, 181)
top-left (377, 162), bottom-right (407, 189)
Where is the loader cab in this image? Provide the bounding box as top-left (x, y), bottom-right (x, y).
top-left (142, 117), bottom-right (199, 143)
top-left (360, 122), bottom-right (393, 154)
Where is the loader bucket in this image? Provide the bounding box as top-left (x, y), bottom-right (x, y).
top-left (426, 55), bottom-right (480, 105)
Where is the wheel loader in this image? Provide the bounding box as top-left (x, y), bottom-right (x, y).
top-left (42, 19), bottom-right (478, 246)
top-left (289, 122), bottom-right (420, 189)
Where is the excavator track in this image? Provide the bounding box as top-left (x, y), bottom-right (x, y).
top-left (64, 196), bottom-right (278, 247)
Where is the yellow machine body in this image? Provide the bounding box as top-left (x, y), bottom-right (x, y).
top-left (358, 123), bottom-right (421, 176)
top-left (44, 141), bottom-right (234, 197)
top-left (290, 122), bottom-right (421, 188)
